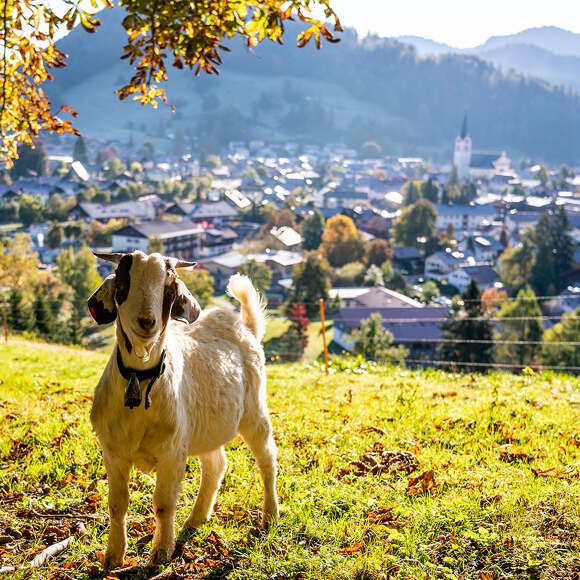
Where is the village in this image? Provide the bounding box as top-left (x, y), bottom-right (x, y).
top-left (2, 114), bottom-right (580, 369)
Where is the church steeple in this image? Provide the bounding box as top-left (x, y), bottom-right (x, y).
top-left (460, 110), bottom-right (468, 139)
top-left (454, 111), bottom-right (472, 181)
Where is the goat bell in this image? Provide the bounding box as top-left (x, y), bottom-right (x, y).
top-left (124, 373), bottom-right (142, 409)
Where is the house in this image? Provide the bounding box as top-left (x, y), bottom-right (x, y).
top-left (425, 250), bottom-right (475, 281)
top-left (112, 221), bottom-right (204, 259)
top-left (333, 306), bottom-right (448, 362)
top-left (392, 246), bottom-right (424, 274)
top-left (434, 204), bottom-right (498, 231)
top-left (200, 227), bottom-right (238, 258)
top-left (268, 226), bottom-right (302, 249)
top-left (324, 188), bottom-right (369, 209)
top-left (504, 211), bottom-right (542, 233)
top-left (201, 250), bottom-right (303, 291)
top-left (448, 264), bottom-right (501, 293)
top-left (72, 201), bottom-right (156, 223)
top-left (458, 235), bottom-right (504, 262)
top-left (329, 287), bottom-right (423, 309)
top-left (164, 201), bottom-right (238, 224)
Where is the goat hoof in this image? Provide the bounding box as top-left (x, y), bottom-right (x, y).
top-left (103, 552), bottom-right (124, 573)
top-left (148, 546), bottom-right (171, 567)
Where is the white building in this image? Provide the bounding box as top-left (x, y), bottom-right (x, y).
top-left (453, 113), bottom-right (511, 181)
top-left (434, 204), bottom-right (498, 231)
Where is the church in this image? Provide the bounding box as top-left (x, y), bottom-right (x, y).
top-left (453, 112), bottom-right (510, 181)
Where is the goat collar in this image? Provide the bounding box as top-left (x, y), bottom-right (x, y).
top-left (116, 347), bottom-right (166, 410)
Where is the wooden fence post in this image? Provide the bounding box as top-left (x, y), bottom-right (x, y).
top-left (3, 294), bottom-right (7, 344)
top-left (319, 298), bottom-right (329, 376)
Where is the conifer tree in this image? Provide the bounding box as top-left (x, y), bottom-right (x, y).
top-left (7, 288), bottom-right (31, 332)
top-left (301, 209), bottom-right (325, 251)
top-left (530, 213), bottom-right (555, 297)
top-left (73, 136), bottom-right (90, 166)
top-left (421, 177), bottom-right (440, 203)
top-left (439, 280), bottom-right (495, 372)
top-left (402, 180), bottom-right (420, 206)
top-left (32, 294), bottom-right (56, 339)
top-left (288, 252), bottom-right (331, 317)
top-left (552, 207), bottom-right (575, 293)
top-left (497, 286), bottom-right (543, 367)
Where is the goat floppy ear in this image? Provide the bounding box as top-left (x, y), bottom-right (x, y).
top-left (171, 279), bottom-right (200, 323)
top-left (87, 275), bottom-right (117, 325)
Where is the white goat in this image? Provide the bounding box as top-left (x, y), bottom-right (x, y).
top-left (87, 251), bottom-right (279, 571)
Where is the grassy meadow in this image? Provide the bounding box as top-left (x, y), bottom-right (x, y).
top-left (0, 342), bottom-right (579, 579)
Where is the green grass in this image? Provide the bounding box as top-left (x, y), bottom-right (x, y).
top-left (1, 343), bottom-right (580, 578)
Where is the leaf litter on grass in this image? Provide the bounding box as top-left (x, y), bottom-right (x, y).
top-left (1, 346), bottom-right (580, 578)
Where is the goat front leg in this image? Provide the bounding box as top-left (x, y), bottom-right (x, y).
top-left (102, 452), bottom-right (131, 572)
top-left (148, 457), bottom-right (186, 566)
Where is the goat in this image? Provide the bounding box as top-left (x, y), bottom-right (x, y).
top-left (87, 251), bottom-right (279, 571)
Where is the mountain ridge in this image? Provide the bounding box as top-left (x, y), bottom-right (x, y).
top-left (48, 11), bottom-right (580, 163)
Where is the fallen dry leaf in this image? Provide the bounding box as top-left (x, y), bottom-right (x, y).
top-left (338, 540), bottom-right (364, 554)
top-left (498, 446), bottom-right (534, 463)
top-left (532, 466), bottom-right (567, 478)
top-left (407, 469), bottom-right (437, 496)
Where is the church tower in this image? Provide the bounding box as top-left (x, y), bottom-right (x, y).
top-left (453, 111), bottom-right (472, 181)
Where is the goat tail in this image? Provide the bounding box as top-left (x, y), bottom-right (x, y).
top-left (227, 274), bottom-right (266, 343)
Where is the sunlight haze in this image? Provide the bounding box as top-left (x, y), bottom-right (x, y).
top-left (328, 0), bottom-right (580, 47)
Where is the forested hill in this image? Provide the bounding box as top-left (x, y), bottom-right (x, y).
top-left (50, 8), bottom-right (580, 163)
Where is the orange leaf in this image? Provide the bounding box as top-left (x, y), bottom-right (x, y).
top-left (339, 540), bottom-right (364, 554)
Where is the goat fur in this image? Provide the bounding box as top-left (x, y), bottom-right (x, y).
top-left (90, 261), bottom-right (278, 571)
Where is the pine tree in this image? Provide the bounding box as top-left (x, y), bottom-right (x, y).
top-left (552, 207), bottom-right (575, 293)
top-left (301, 209), bottom-right (325, 251)
top-left (402, 180), bottom-right (420, 206)
top-left (73, 136), bottom-right (90, 166)
top-left (439, 280), bottom-right (495, 372)
top-left (288, 252), bottom-right (331, 317)
top-left (32, 294), bottom-right (56, 339)
top-left (530, 214), bottom-right (555, 296)
top-left (497, 286), bottom-right (543, 367)
top-left (421, 177), bottom-right (440, 203)
top-left (7, 288), bottom-right (31, 331)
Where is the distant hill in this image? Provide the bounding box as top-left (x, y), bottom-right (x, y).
top-left (400, 26), bottom-right (580, 93)
top-left (48, 9), bottom-right (580, 163)
top-left (396, 35), bottom-right (454, 58)
top-left (477, 43), bottom-right (580, 91)
top-left (476, 26), bottom-right (580, 58)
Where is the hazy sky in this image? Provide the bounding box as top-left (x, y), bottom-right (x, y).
top-left (327, 0), bottom-right (580, 48)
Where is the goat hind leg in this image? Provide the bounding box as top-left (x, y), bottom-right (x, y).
top-left (239, 416), bottom-right (279, 527)
top-left (182, 447), bottom-right (227, 530)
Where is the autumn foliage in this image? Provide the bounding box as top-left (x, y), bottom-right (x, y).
top-left (0, 0), bottom-right (342, 164)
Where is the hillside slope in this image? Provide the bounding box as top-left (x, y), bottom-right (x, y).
top-left (0, 343), bottom-right (579, 577)
top-left (48, 9), bottom-right (580, 163)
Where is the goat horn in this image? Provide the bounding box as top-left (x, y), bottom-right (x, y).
top-left (92, 251), bottom-right (125, 264)
top-left (175, 260), bottom-right (197, 269)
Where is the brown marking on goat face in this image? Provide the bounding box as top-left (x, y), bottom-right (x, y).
top-left (162, 266), bottom-right (178, 328)
top-left (172, 280), bottom-right (201, 323)
top-left (118, 319), bottom-right (133, 353)
top-left (114, 254), bottom-right (133, 305)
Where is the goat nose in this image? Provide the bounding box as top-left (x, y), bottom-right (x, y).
top-left (137, 315), bottom-right (156, 331)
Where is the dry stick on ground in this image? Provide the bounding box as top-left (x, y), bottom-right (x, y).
top-left (26, 522), bottom-right (88, 571)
